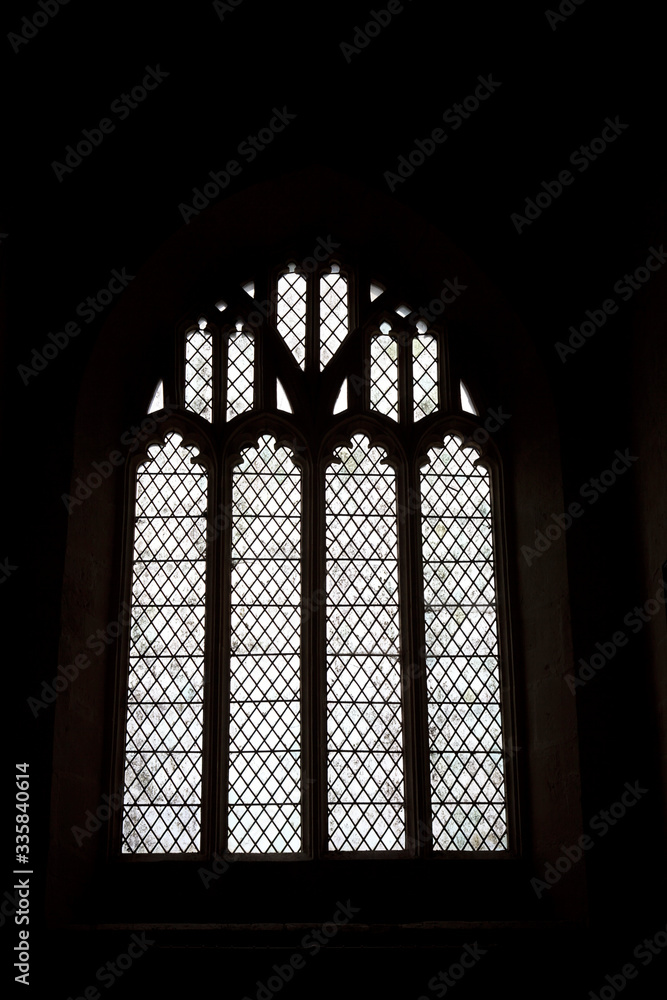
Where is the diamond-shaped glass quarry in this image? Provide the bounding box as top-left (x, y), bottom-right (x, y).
top-left (122, 432), bottom-right (208, 853)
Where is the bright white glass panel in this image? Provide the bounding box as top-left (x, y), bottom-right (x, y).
top-left (370, 335), bottom-right (399, 421)
top-left (228, 436), bottom-right (302, 853)
top-left (420, 435), bottom-right (507, 850)
top-left (413, 336), bottom-right (439, 419)
top-left (320, 272), bottom-right (349, 368)
top-left (227, 332), bottom-right (254, 419)
top-left (276, 272), bottom-right (307, 369)
top-left (325, 434), bottom-right (406, 851)
top-left (122, 432), bottom-right (208, 853)
top-left (185, 329), bottom-right (213, 422)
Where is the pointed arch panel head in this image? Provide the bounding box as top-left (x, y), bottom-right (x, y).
top-left (325, 432), bottom-right (406, 852)
top-left (122, 431), bottom-right (208, 854)
top-left (420, 434), bottom-right (507, 851)
top-left (228, 433), bottom-right (303, 854)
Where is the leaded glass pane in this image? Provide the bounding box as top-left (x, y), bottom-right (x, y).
top-left (185, 328), bottom-right (213, 422)
top-left (420, 435), bottom-right (507, 850)
top-left (227, 331), bottom-right (254, 419)
top-left (276, 271), bottom-right (306, 369)
top-left (325, 433), bottom-right (406, 851)
top-left (122, 432), bottom-right (208, 853)
top-left (228, 435), bottom-right (302, 853)
top-left (413, 335), bottom-right (439, 419)
top-left (320, 272), bottom-right (348, 368)
top-left (370, 334), bottom-right (399, 421)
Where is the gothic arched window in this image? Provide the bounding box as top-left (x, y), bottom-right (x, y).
top-left (113, 248), bottom-right (514, 859)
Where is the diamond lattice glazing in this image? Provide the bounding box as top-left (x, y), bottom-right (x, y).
top-left (228, 435), bottom-right (302, 853)
top-left (413, 335), bottom-right (439, 420)
top-left (420, 435), bottom-right (507, 850)
top-left (122, 432), bottom-right (208, 853)
top-left (320, 273), bottom-right (349, 369)
top-left (370, 335), bottom-right (399, 421)
top-left (325, 434), bottom-right (406, 851)
top-left (185, 329), bottom-right (213, 422)
top-left (227, 332), bottom-right (254, 419)
top-left (276, 272), bottom-right (306, 369)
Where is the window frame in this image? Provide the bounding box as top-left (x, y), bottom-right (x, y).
top-left (107, 250), bottom-right (521, 864)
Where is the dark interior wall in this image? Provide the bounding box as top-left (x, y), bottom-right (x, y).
top-left (46, 170), bottom-right (585, 933)
top-left (2, 1), bottom-right (665, 996)
top-left (630, 230), bottom-right (667, 835)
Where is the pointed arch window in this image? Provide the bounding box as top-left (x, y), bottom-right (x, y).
top-left (115, 248), bottom-right (516, 860)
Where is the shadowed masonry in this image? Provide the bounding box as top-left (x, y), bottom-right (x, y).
top-left (17, 267), bottom-right (135, 385)
top-left (511, 117), bottom-right (629, 234)
top-left (555, 245), bottom-right (667, 361)
top-left (588, 918), bottom-right (667, 999)
top-left (8, 0), bottom-right (70, 54)
top-left (27, 601), bottom-right (134, 716)
top-left (51, 66), bottom-right (170, 182)
top-left (564, 578), bottom-right (667, 693)
top-left (60, 400), bottom-right (179, 513)
top-left (241, 901), bottom-right (360, 1000)
top-left (0, 557), bottom-right (18, 583)
top-left (178, 107), bottom-right (297, 223)
top-left (213, 0), bottom-right (244, 19)
top-left (418, 942), bottom-right (487, 997)
top-left (545, 0), bottom-right (586, 31)
top-left (530, 780), bottom-right (648, 899)
top-left (384, 75), bottom-right (501, 192)
top-left (64, 933), bottom-right (155, 998)
top-left (339, 1), bottom-right (413, 62)
top-left (521, 448), bottom-right (638, 566)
